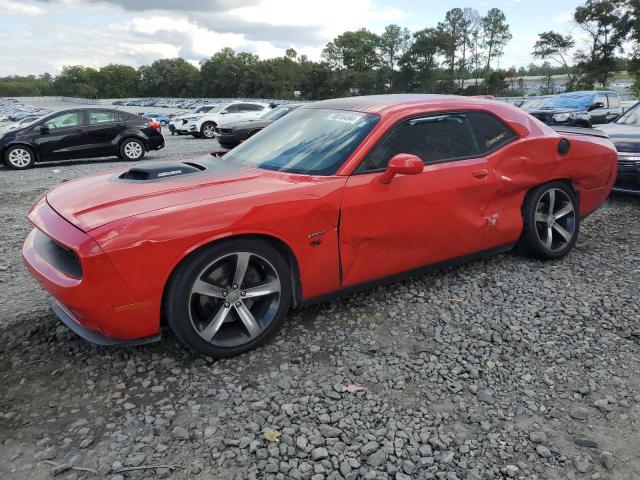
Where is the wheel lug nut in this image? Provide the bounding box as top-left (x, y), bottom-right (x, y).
top-left (235, 302), bottom-right (241, 307)
top-left (224, 302), bottom-right (230, 308)
top-left (222, 291), bottom-right (228, 297)
top-left (241, 291), bottom-right (246, 296)
top-left (233, 284), bottom-right (238, 290)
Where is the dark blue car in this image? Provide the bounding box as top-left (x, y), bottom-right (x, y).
top-left (142, 113), bottom-right (171, 126)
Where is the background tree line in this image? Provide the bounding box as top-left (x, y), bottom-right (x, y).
top-left (3, 1), bottom-right (640, 100)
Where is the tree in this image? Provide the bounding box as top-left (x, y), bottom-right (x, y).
top-left (399, 28), bottom-right (444, 92)
top-left (52, 66), bottom-right (99, 98)
top-left (458, 8), bottom-right (482, 89)
top-left (139, 58), bottom-right (199, 97)
top-left (574, 0), bottom-right (628, 87)
top-left (438, 8), bottom-right (465, 86)
top-left (95, 64), bottom-right (141, 98)
top-left (379, 24), bottom-right (411, 90)
top-left (533, 31), bottom-right (576, 89)
top-left (482, 8), bottom-right (512, 71)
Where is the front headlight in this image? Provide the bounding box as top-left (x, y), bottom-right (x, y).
top-left (552, 113), bottom-right (572, 122)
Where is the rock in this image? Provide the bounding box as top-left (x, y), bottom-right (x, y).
top-left (318, 424), bottom-right (342, 438)
top-left (573, 455), bottom-right (593, 473)
top-left (366, 449), bottom-right (386, 467)
top-left (52, 463), bottom-right (72, 476)
top-left (361, 441), bottom-right (379, 456)
top-left (536, 446), bottom-right (552, 458)
top-left (125, 454), bottom-right (146, 467)
top-left (311, 447), bottom-right (328, 460)
top-left (477, 389), bottom-right (494, 404)
top-left (574, 437), bottom-right (598, 449)
top-left (529, 431), bottom-right (547, 444)
top-left (601, 451), bottom-right (615, 470)
top-left (569, 407), bottom-right (588, 420)
top-left (172, 426), bottom-right (190, 440)
top-left (79, 436), bottom-right (94, 449)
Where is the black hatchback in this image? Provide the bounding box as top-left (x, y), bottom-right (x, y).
top-left (0, 108), bottom-right (164, 169)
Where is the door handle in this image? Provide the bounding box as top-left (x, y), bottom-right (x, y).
top-left (472, 169), bottom-right (489, 179)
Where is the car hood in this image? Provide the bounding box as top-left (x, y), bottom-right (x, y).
top-left (225, 119), bottom-right (273, 130)
top-left (45, 159), bottom-right (309, 232)
top-left (598, 122), bottom-right (640, 152)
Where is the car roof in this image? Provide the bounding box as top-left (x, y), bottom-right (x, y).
top-left (302, 94), bottom-right (497, 115)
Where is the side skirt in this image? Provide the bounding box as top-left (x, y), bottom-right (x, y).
top-left (299, 243), bottom-right (515, 308)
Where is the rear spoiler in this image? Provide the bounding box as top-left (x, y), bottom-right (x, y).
top-left (551, 126), bottom-right (608, 139)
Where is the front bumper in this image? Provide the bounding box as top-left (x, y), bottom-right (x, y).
top-left (22, 197), bottom-right (162, 343)
top-left (613, 154), bottom-right (640, 194)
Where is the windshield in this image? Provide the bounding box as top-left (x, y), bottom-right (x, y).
top-left (616, 103), bottom-right (640, 125)
top-left (261, 105), bottom-right (294, 121)
top-left (542, 93), bottom-right (596, 110)
top-left (223, 108), bottom-right (379, 175)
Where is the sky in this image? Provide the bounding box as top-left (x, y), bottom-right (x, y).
top-left (0, 0), bottom-right (588, 76)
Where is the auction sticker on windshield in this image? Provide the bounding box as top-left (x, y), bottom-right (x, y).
top-left (326, 112), bottom-right (365, 124)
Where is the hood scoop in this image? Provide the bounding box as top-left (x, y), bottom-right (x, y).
top-left (119, 161), bottom-right (205, 181)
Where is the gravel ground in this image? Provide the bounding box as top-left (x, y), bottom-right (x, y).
top-left (1, 108), bottom-right (640, 480)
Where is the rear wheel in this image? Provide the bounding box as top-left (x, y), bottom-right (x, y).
top-left (518, 181), bottom-right (579, 259)
top-left (120, 138), bottom-right (145, 161)
top-left (166, 239), bottom-right (292, 358)
top-left (4, 145), bottom-right (35, 169)
top-left (201, 122), bottom-right (216, 139)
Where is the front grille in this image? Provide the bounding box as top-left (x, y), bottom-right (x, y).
top-left (214, 127), bottom-right (221, 134)
top-left (219, 128), bottom-right (234, 134)
top-left (33, 230), bottom-right (82, 279)
top-left (617, 154), bottom-right (640, 167)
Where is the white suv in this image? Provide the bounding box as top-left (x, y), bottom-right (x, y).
top-left (189, 102), bottom-right (271, 138)
top-left (171, 104), bottom-right (218, 135)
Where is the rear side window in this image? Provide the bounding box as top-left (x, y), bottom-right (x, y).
top-left (357, 113), bottom-right (477, 171)
top-left (89, 111), bottom-right (120, 124)
top-left (594, 94), bottom-right (608, 108)
top-left (44, 111), bottom-right (83, 129)
top-left (225, 104), bottom-right (242, 113)
top-left (607, 94), bottom-right (620, 108)
top-left (242, 104), bottom-right (265, 112)
top-left (466, 111), bottom-right (517, 154)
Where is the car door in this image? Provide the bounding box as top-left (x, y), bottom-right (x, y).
top-left (83, 110), bottom-right (125, 156)
top-left (35, 110), bottom-right (86, 160)
top-left (605, 93), bottom-right (622, 122)
top-left (590, 93), bottom-right (609, 124)
top-left (220, 104), bottom-right (244, 123)
top-left (339, 111), bottom-right (504, 288)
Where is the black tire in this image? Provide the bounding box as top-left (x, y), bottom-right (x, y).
top-left (165, 238), bottom-right (292, 358)
top-left (4, 145), bottom-right (35, 169)
top-left (160, 120), bottom-right (167, 126)
top-left (119, 138), bottom-right (145, 161)
top-left (191, 132), bottom-right (202, 138)
top-left (201, 122), bottom-right (216, 139)
top-left (517, 181), bottom-right (580, 260)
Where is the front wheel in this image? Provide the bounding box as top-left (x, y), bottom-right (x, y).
top-left (165, 239), bottom-right (292, 358)
top-left (4, 145), bottom-right (35, 169)
top-left (120, 138), bottom-right (145, 161)
top-left (201, 122), bottom-right (216, 139)
top-left (518, 182), bottom-right (580, 260)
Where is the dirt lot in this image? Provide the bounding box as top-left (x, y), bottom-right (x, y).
top-left (1, 107), bottom-right (639, 480)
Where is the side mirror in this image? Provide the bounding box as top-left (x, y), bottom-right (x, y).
top-left (40, 125), bottom-right (50, 134)
top-left (589, 102), bottom-right (605, 111)
top-left (220, 111), bottom-right (228, 115)
top-left (377, 154), bottom-right (424, 184)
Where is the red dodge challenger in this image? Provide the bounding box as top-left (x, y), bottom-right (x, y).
top-left (23, 95), bottom-right (617, 357)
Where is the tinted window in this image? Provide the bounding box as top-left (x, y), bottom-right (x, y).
top-left (357, 113), bottom-right (477, 172)
top-left (44, 112), bottom-right (83, 129)
top-left (224, 104), bottom-right (243, 113)
top-left (89, 111), bottom-right (120, 124)
top-left (607, 94), bottom-right (620, 108)
top-left (223, 108), bottom-right (379, 175)
top-left (243, 104), bottom-right (265, 112)
top-left (467, 111), bottom-right (516, 154)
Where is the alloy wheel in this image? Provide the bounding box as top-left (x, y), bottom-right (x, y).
top-left (534, 187), bottom-right (576, 252)
top-left (202, 124), bottom-right (216, 138)
top-left (124, 141), bottom-right (143, 159)
top-left (8, 148), bottom-right (32, 168)
top-left (189, 252), bottom-right (281, 347)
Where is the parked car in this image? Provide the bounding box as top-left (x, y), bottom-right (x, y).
top-left (170, 104), bottom-right (218, 135)
top-left (189, 102), bottom-right (271, 138)
top-left (22, 95), bottom-right (616, 357)
top-left (215, 104), bottom-right (303, 148)
top-left (142, 112), bottom-right (171, 126)
top-left (1, 108), bottom-right (164, 169)
top-left (599, 102), bottom-right (640, 194)
top-left (524, 91), bottom-right (622, 127)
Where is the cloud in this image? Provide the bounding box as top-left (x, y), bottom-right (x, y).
top-left (0, 0), bottom-right (44, 15)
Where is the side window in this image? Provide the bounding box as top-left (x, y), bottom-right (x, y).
top-left (607, 94), bottom-right (620, 108)
top-left (357, 113), bottom-right (478, 172)
top-left (594, 94), bottom-right (608, 108)
top-left (44, 112), bottom-right (83, 130)
top-left (245, 104), bottom-right (265, 111)
top-left (89, 111), bottom-right (120, 124)
top-left (466, 111), bottom-right (517, 154)
top-left (225, 104), bottom-right (242, 113)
